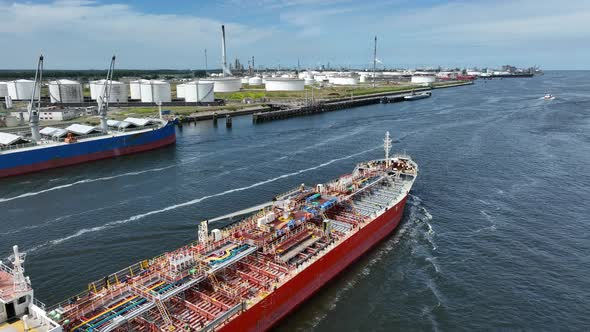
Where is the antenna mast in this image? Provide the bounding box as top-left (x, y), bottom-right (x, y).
top-left (28, 55), bottom-right (43, 142)
top-left (384, 131), bottom-right (392, 168)
top-left (98, 55), bottom-right (116, 133)
top-left (204, 49), bottom-right (208, 77)
top-left (373, 36), bottom-right (377, 88)
top-left (11, 245), bottom-right (29, 293)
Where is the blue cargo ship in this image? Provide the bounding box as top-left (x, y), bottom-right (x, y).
top-left (0, 118), bottom-right (176, 178)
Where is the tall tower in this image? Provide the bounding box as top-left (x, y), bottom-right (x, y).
top-left (221, 25), bottom-right (232, 77)
top-left (373, 36), bottom-right (377, 88)
top-left (384, 131), bottom-right (392, 168)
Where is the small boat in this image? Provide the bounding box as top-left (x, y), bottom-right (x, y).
top-left (404, 91), bottom-right (431, 101)
top-left (543, 93), bottom-right (555, 100)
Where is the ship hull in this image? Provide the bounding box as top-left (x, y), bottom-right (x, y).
top-left (0, 122), bottom-right (176, 178)
top-left (219, 194), bottom-right (409, 332)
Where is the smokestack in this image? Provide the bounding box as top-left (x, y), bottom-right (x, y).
top-left (221, 25), bottom-right (231, 77)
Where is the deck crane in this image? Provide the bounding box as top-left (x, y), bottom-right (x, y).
top-left (27, 55), bottom-right (43, 142)
top-left (97, 55), bottom-right (116, 133)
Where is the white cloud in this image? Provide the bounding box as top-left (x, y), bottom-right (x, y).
top-left (0, 0), bottom-right (277, 68)
top-left (0, 0), bottom-right (588, 69)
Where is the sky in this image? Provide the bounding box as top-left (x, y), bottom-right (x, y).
top-left (0, 0), bottom-right (589, 70)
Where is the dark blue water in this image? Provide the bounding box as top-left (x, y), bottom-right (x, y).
top-left (1, 72), bottom-right (589, 330)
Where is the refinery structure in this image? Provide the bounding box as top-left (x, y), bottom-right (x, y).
top-left (0, 24), bottom-right (537, 131)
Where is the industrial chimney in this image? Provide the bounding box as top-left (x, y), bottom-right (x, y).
top-left (221, 25), bottom-right (232, 77)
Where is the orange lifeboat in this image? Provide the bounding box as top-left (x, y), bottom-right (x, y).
top-left (64, 132), bottom-right (77, 143)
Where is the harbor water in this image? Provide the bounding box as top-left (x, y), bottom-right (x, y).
top-left (1, 71), bottom-right (589, 330)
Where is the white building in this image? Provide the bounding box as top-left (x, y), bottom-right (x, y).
top-left (11, 108), bottom-right (78, 121)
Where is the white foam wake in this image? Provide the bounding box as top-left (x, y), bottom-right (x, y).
top-left (0, 165), bottom-right (175, 204)
top-left (25, 147), bottom-right (378, 253)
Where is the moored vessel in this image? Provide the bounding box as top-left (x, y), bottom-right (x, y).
top-left (0, 56), bottom-right (176, 178)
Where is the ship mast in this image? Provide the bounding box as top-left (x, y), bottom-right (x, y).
top-left (28, 55), bottom-right (43, 142)
top-left (98, 55), bottom-right (116, 133)
top-left (11, 245), bottom-right (28, 293)
top-left (384, 131), bottom-right (392, 168)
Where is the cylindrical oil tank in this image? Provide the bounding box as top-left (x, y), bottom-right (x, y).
top-left (5, 116), bottom-right (19, 127)
top-left (329, 77), bottom-right (359, 85)
top-left (314, 75), bottom-right (328, 83)
top-left (411, 75), bottom-right (436, 84)
top-left (48, 79), bottom-right (83, 103)
top-left (265, 78), bottom-right (305, 91)
top-left (248, 77), bottom-right (263, 85)
top-left (0, 82), bottom-right (8, 97)
top-left (298, 71), bottom-right (314, 79)
top-left (200, 77), bottom-right (241, 92)
top-left (176, 83), bottom-right (186, 99)
top-left (304, 78), bottom-right (315, 86)
top-left (129, 80), bottom-right (148, 100)
top-left (359, 75), bottom-right (368, 83)
top-left (241, 77), bottom-right (250, 84)
top-left (184, 81), bottom-right (215, 102)
top-left (7, 79), bottom-right (40, 100)
top-left (140, 80), bottom-right (172, 103)
top-left (90, 80), bottom-right (128, 102)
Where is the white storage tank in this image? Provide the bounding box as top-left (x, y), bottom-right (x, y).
top-left (48, 79), bottom-right (83, 103)
top-left (140, 80), bottom-right (171, 103)
top-left (0, 82), bottom-right (8, 97)
top-left (90, 80), bottom-right (128, 103)
top-left (129, 80), bottom-right (149, 100)
top-left (176, 83), bottom-right (186, 99)
top-left (265, 78), bottom-right (305, 91)
top-left (304, 78), bottom-right (314, 86)
top-left (248, 77), bottom-right (263, 85)
top-left (411, 75), bottom-right (436, 84)
top-left (201, 77), bottom-right (241, 92)
top-left (184, 81), bottom-right (215, 102)
top-left (359, 75), bottom-right (367, 83)
top-left (314, 75), bottom-right (328, 83)
top-left (298, 71), bottom-right (314, 79)
top-left (7, 79), bottom-right (40, 100)
top-left (329, 77), bottom-right (359, 85)
top-left (211, 229), bottom-right (222, 242)
top-left (241, 77), bottom-right (250, 84)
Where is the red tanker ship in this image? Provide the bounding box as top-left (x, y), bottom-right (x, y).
top-left (1, 132), bottom-right (417, 332)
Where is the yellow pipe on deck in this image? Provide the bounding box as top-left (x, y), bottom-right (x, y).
top-left (71, 280), bottom-right (166, 330)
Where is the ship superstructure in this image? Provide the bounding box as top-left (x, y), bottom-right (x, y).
top-left (0, 246), bottom-right (62, 332)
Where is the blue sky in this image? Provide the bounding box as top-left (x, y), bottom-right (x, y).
top-left (0, 0), bottom-right (588, 69)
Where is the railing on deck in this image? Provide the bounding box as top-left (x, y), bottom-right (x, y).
top-left (201, 302), bottom-right (244, 332)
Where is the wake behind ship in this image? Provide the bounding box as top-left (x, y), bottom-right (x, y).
top-left (0, 132), bottom-right (417, 332)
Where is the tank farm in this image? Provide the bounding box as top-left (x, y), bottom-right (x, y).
top-left (44, 152), bottom-right (417, 332)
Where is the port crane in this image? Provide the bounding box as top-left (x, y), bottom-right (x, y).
top-left (98, 55), bottom-right (116, 133)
